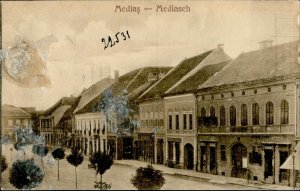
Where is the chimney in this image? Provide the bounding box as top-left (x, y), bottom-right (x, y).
top-left (259, 40), bottom-right (273, 49)
top-left (217, 43), bottom-right (224, 50)
top-left (114, 70), bottom-right (119, 81)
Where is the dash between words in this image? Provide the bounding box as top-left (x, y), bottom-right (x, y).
top-left (115, 5), bottom-right (191, 14)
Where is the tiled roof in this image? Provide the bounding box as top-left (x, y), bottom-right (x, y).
top-left (138, 49), bottom-right (214, 100)
top-left (75, 66), bottom-right (172, 114)
top-left (73, 78), bottom-right (114, 114)
top-left (52, 105), bottom-right (72, 126)
top-left (166, 61), bottom-right (230, 95)
top-left (2, 105), bottom-right (31, 117)
top-left (200, 41), bottom-right (300, 89)
top-left (44, 96), bottom-right (79, 115)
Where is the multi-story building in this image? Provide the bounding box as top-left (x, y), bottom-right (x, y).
top-left (104, 67), bottom-right (171, 160)
top-left (2, 104), bottom-right (32, 139)
top-left (72, 67), bottom-right (171, 159)
top-left (195, 41), bottom-right (300, 186)
top-left (73, 77), bottom-right (114, 156)
top-left (39, 96), bottom-right (78, 146)
top-left (137, 45), bottom-right (231, 167)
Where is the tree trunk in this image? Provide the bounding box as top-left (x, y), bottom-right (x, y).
top-left (75, 167), bottom-right (78, 189)
top-left (100, 174), bottom-right (103, 190)
top-left (57, 160), bottom-right (60, 181)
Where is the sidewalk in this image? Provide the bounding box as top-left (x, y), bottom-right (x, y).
top-left (114, 160), bottom-right (297, 190)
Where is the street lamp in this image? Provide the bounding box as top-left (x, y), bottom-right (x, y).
top-left (292, 149), bottom-right (296, 190)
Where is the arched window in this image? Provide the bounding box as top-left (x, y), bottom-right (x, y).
top-left (210, 107), bottom-right (216, 117)
top-left (220, 106), bottom-right (226, 126)
top-left (201, 108), bottom-right (206, 117)
top-left (266, 102), bottom-right (274, 125)
top-left (241, 104), bottom-right (248, 126)
top-left (230, 106), bottom-right (236, 126)
top-left (252, 103), bottom-right (259, 125)
top-left (281, 100), bottom-right (289, 124)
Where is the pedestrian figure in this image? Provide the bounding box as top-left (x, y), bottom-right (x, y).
top-left (247, 169), bottom-right (251, 183)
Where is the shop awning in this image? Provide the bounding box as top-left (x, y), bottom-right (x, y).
top-left (280, 143), bottom-right (300, 170)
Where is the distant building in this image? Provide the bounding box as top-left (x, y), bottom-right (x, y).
top-left (73, 77), bottom-right (114, 156)
top-left (39, 97), bottom-right (79, 146)
top-left (2, 104), bottom-right (32, 138)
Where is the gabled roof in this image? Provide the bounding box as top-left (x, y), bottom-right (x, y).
top-left (2, 104), bottom-right (31, 118)
top-left (199, 41), bottom-right (300, 89)
top-left (73, 78), bottom-right (114, 114)
top-left (166, 61), bottom-right (230, 96)
top-left (109, 66), bottom-right (172, 98)
top-left (74, 66), bottom-right (172, 114)
top-left (44, 97), bottom-right (79, 115)
top-left (138, 49), bottom-right (215, 100)
top-left (165, 47), bottom-right (231, 95)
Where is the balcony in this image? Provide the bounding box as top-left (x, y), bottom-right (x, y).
top-left (197, 124), bottom-right (294, 134)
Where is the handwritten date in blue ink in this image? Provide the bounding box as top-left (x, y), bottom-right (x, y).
top-left (101, 30), bottom-right (130, 50)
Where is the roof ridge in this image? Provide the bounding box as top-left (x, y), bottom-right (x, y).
top-left (165, 48), bottom-right (217, 94)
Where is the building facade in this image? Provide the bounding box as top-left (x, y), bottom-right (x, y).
top-left (74, 112), bottom-right (108, 156)
top-left (2, 104), bottom-right (32, 139)
top-left (195, 41), bottom-right (300, 186)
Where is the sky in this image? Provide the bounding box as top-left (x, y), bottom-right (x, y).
top-left (2, 0), bottom-right (299, 110)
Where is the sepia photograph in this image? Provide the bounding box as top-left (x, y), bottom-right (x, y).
top-left (1, 0), bottom-right (300, 190)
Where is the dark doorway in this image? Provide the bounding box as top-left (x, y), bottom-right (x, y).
top-left (231, 143), bottom-right (247, 178)
top-left (184, 143), bottom-right (194, 170)
top-left (279, 151), bottom-right (288, 182)
top-left (264, 149), bottom-right (273, 179)
top-left (175, 142), bottom-right (180, 164)
top-left (133, 141), bottom-right (139, 160)
top-left (200, 146), bottom-right (206, 172)
top-left (157, 139), bottom-right (164, 164)
top-left (123, 138), bottom-right (133, 159)
top-left (210, 147), bottom-right (217, 174)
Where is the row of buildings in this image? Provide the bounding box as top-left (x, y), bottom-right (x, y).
top-left (2, 40), bottom-right (299, 187)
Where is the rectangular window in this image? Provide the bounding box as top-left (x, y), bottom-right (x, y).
top-left (249, 146), bottom-right (262, 165)
top-left (189, 114), bottom-right (193, 130)
top-left (183, 114), bottom-right (187, 129)
top-left (169, 115), bottom-right (172, 129)
top-left (221, 145), bottom-right (226, 161)
top-left (254, 89), bottom-right (257, 94)
top-left (176, 115), bottom-right (179, 130)
top-left (242, 91), bottom-right (245, 95)
top-left (268, 87), bottom-right (271, 92)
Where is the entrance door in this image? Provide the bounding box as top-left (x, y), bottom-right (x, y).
top-left (157, 139), bottom-right (164, 164)
top-left (210, 147), bottom-right (217, 174)
top-left (279, 151), bottom-right (288, 182)
top-left (200, 146), bottom-right (206, 172)
top-left (123, 138), bottom-right (133, 159)
top-left (184, 144), bottom-right (194, 170)
top-left (264, 149), bottom-right (273, 178)
top-left (231, 143), bottom-right (247, 178)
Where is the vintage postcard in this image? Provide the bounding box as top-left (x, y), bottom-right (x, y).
top-left (1, 0), bottom-right (300, 190)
